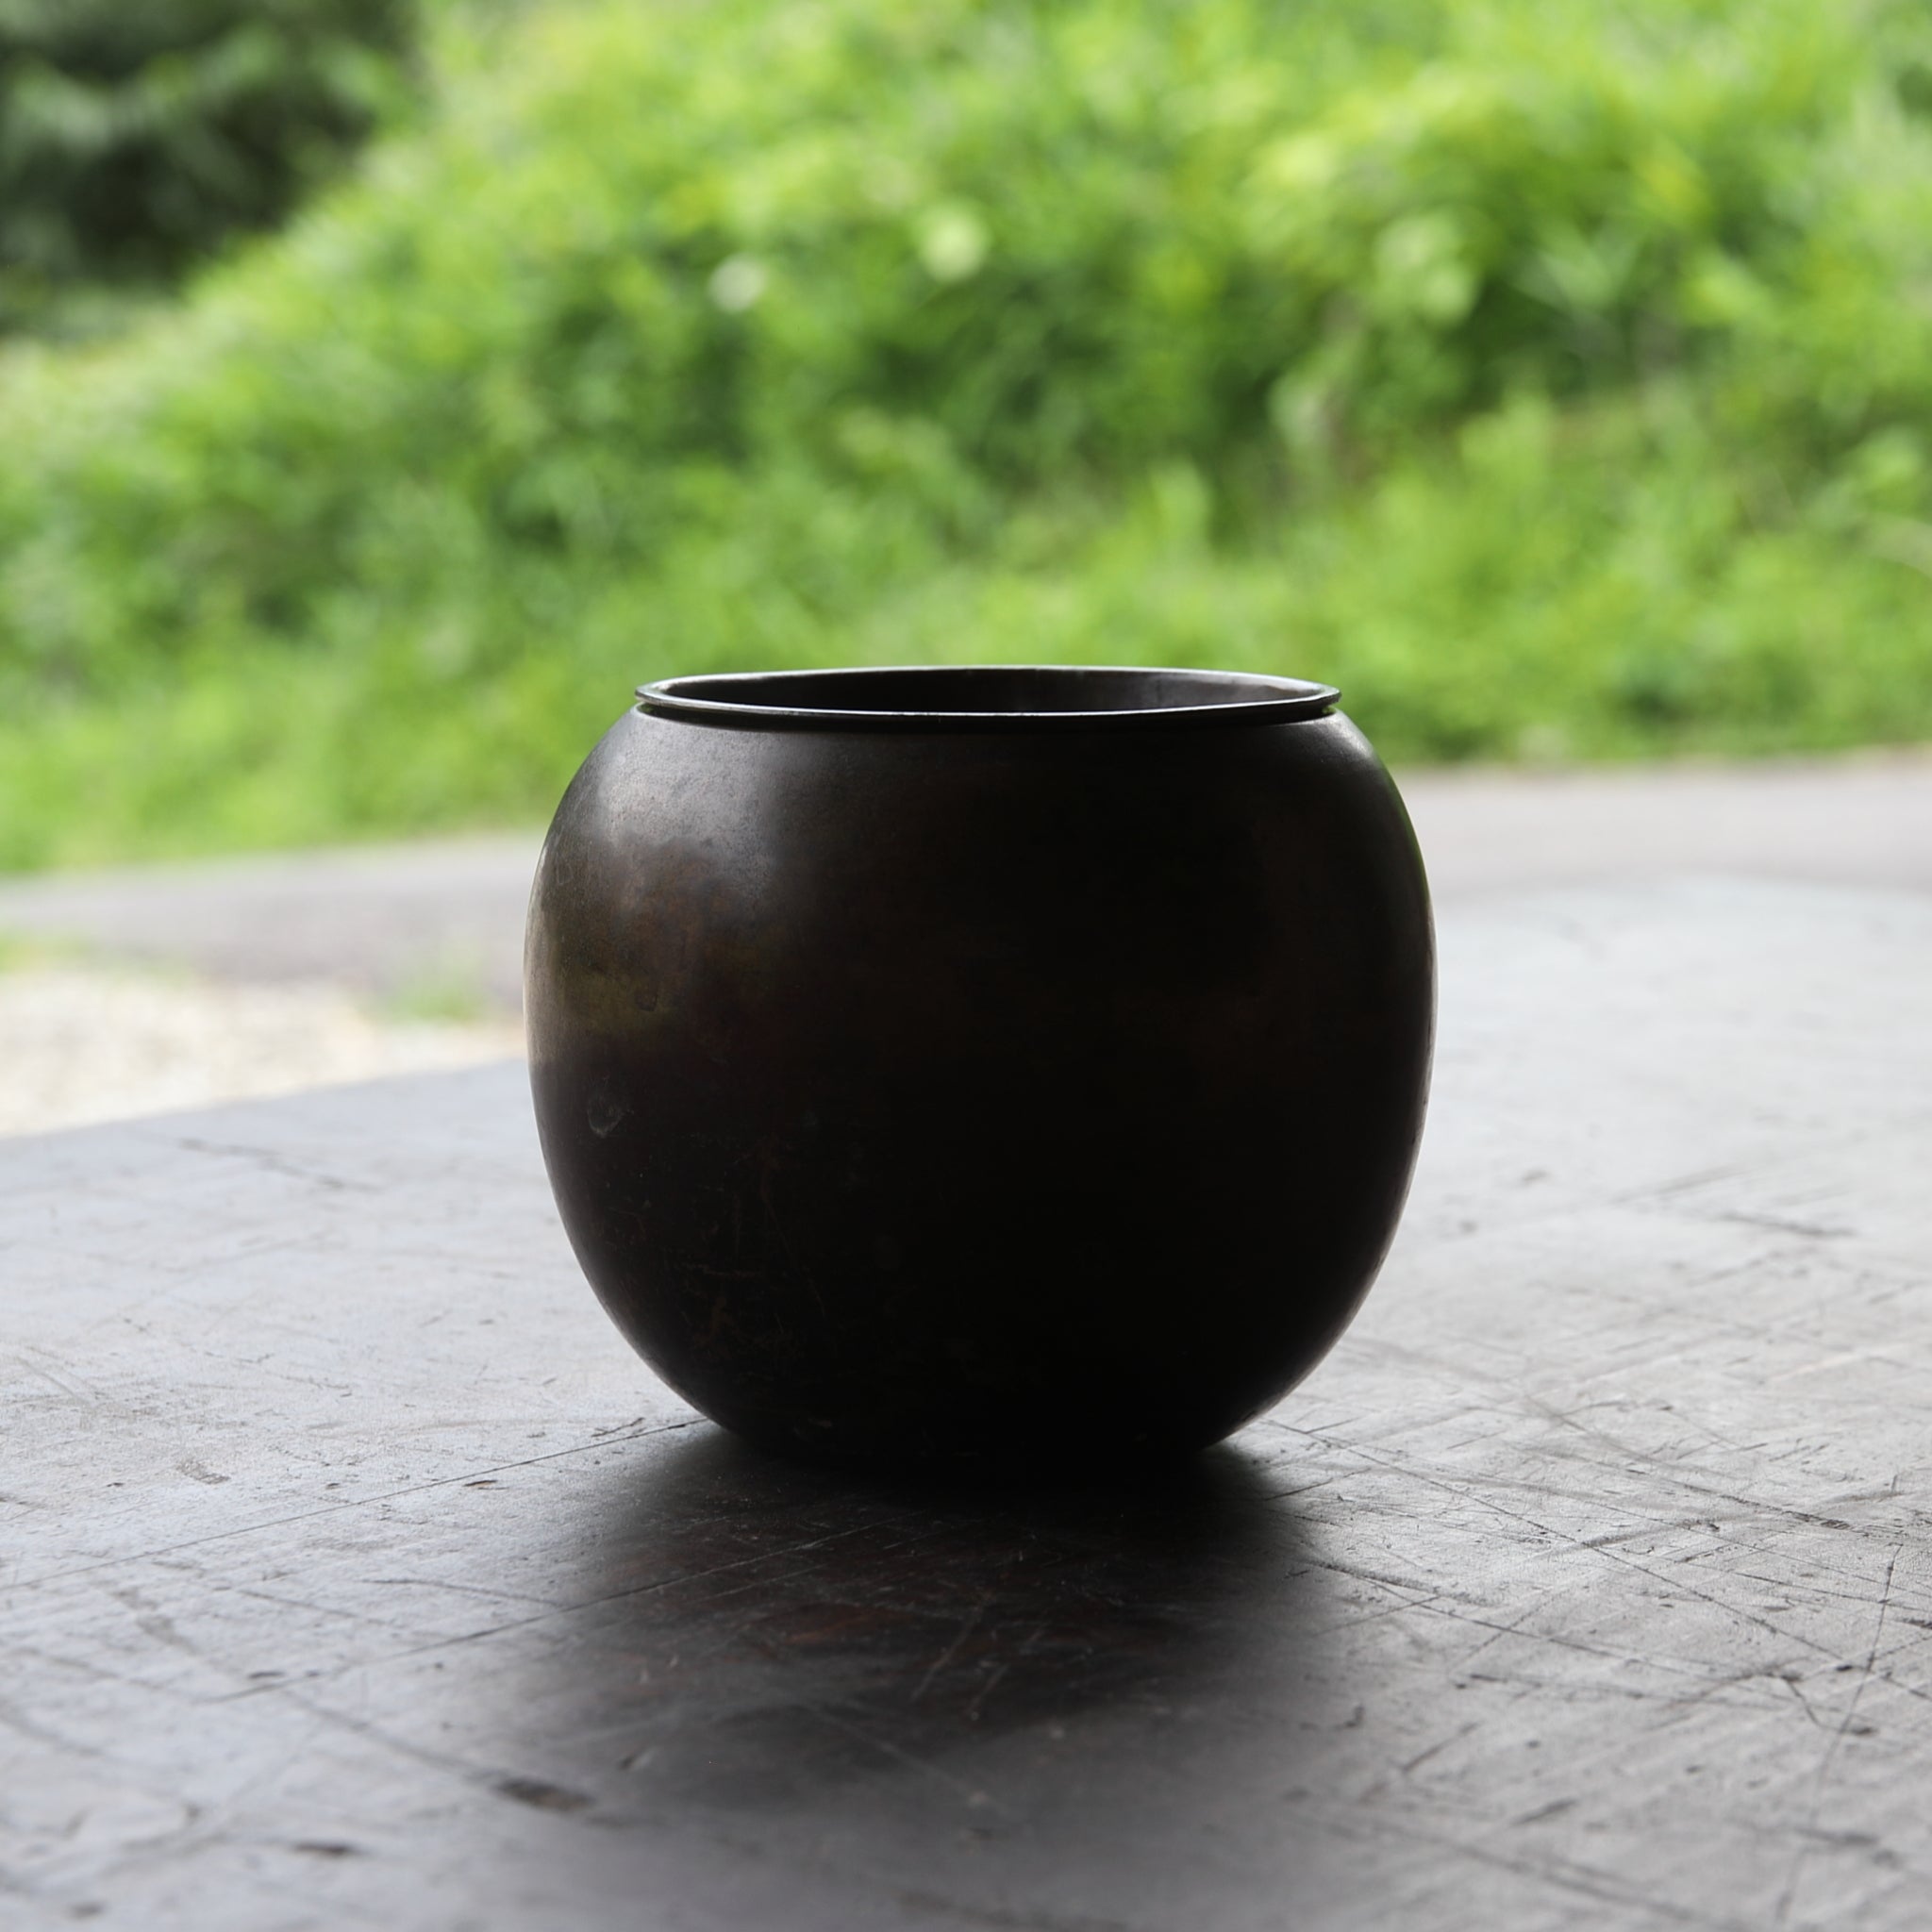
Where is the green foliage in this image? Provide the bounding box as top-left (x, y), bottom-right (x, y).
top-left (0, 0), bottom-right (414, 335)
top-left (2, 0), bottom-right (1931, 866)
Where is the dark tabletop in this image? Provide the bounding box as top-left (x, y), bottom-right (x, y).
top-left (5, 878), bottom-right (1930, 1932)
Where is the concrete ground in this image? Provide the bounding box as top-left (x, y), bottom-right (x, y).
top-left (3, 749), bottom-right (1928, 1131)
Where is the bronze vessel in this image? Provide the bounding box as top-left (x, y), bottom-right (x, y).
top-left (525, 666), bottom-right (1433, 1469)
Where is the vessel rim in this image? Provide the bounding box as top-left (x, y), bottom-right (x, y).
top-left (635, 664), bottom-right (1341, 731)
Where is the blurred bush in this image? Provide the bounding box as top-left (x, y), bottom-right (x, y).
top-left (2, 0), bottom-right (1930, 864)
top-left (0, 0), bottom-right (414, 336)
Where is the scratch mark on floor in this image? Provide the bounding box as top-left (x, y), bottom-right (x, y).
top-left (1772, 1541), bottom-right (1902, 1928)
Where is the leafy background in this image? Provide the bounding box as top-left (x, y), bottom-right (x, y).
top-left (0, 0), bottom-right (413, 337)
top-left (3, 0), bottom-right (1931, 867)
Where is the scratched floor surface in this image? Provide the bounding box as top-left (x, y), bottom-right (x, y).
top-left (4, 877), bottom-right (1930, 1931)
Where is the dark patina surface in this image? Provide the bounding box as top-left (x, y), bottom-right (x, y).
top-left (525, 667), bottom-right (1434, 1466)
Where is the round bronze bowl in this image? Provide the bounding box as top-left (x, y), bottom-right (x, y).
top-left (525, 666), bottom-right (1433, 1470)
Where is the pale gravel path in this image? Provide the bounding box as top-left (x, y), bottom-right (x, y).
top-left (0, 964), bottom-right (521, 1138)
